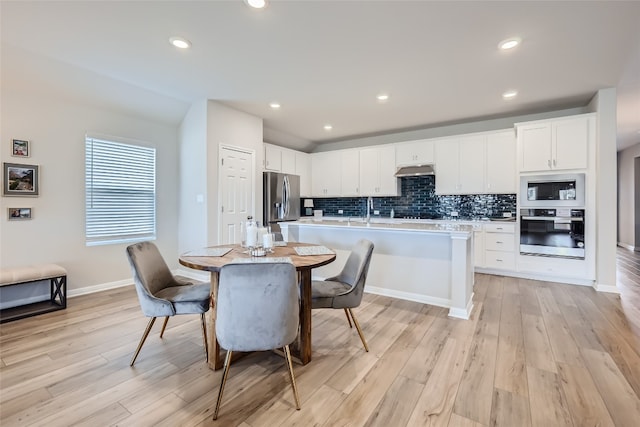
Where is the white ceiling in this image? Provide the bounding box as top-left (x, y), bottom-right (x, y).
top-left (2, 1), bottom-right (639, 151)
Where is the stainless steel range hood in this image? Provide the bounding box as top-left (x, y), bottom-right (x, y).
top-left (394, 165), bottom-right (435, 177)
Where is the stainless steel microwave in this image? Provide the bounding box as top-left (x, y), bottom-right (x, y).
top-left (520, 173), bottom-right (585, 208)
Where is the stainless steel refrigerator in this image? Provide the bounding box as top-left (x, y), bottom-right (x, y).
top-left (263, 172), bottom-right (301, 232)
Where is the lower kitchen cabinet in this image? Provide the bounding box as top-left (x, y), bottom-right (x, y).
top-left (483, 222), bottom-right (516, 270)
top-left (473, 229), bottom-right (484, 268)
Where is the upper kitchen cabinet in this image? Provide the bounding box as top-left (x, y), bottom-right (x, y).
top-left (517, 114), bottom-right (593, 172)
top-left (485, 130), bottom-right (516, 193)
top-left (311, 151), bottom-right (342, 197)
top-left (396, 139), bottom-right (434, 167)
top-left (263, 143), bottom-right (296, 173)
top-left (264, 143), bottom-right (282, 171)
top-left (359, 145), bottom-right (399, 196)
top-left (295, 151), bottom-right (311, 197)
top-left (281, 149), bottom-right (296, 174)
top-left (341, 149), bottom-right (360, 196)
top-left (435, 136), bottom-right (485, 195)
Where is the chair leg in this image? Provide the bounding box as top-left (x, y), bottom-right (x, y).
top-left (213, 350), bottom-right (233, 420)
top-left (159, 316), bottom-right (170, 338)
top-left (283, 345), bottom-right (301, 410)
top-left (347, 308), bottom-right (369, 352)
top-left (344, 308), bottom-right (353, 328)
top-left (200, 313), bottom-right (209, 362)
top-left (130, 317), bottom-right (156, 366)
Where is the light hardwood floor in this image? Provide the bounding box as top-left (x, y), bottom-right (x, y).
top-left (1, 249), bottom-right (640, 426)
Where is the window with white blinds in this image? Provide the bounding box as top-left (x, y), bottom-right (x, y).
top-left (85, 136), bottom-right (156, 246)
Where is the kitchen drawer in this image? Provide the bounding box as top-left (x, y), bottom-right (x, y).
top-left (484, 222), bottom-right (515, 233)
top-left (485, 233), bottom-right (515, 251)
top-left (485, 251), bottom-right (516, 270)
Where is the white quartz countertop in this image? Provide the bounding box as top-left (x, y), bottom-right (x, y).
top-left (285, 219), bottom-right (474, 235)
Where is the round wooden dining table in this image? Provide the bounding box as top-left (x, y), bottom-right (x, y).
top-left (179, 242), bottom-right (336, 370)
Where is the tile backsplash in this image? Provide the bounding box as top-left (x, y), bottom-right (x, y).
top-left (303, 176), bottom-right (516, 219)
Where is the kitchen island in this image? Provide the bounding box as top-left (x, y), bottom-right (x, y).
top-left (280, 219), bottom-right (474, 319)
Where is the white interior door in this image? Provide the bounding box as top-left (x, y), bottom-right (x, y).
top-left (219, 146), bottom-right (254, 245)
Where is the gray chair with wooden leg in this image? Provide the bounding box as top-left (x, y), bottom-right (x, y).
top-left (213, 262), bottom-right (301, 420)
top-left (311, 239), bottom-right (374, 352)
top-left (125, 241), bottom-right (210, 366)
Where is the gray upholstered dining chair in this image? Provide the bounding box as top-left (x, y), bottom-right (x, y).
top-left (311, 239), bottom-right (374, 352)
top-left (125, 241), bottom-right (210, 366)
top-left (213, 262), bottom-right (301, 420)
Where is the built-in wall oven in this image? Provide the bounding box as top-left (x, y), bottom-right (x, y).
top-left (519, 173), bottom-right (586, 259)
top-left (520, 208), bottom-right (585, 259)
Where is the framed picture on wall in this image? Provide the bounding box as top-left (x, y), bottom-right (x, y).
top-left (3, 163), bottom-right (39, 196)
top-left (12, 139), bottom-right (30, 157)
top-left (8, 207), bottom-right (32, 220)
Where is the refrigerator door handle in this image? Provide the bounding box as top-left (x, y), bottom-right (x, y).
top-left (283, 175), bottom-right (290, 218)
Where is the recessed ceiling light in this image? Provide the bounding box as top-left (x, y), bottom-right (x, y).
top-left (246, 0), bottom-right (267, 8)
top-left (269, 102), bottom-right (281, 109)
top-left (324, 124), bottom-right (333, 131)
top-left (502, 90), bottom-right (518, 100)
top-left (377, 94), bottom-right (389, 102)
top-left (499, 37), bottom-right (521, 50)
top-left (169, 37), bottom-right (191, 49)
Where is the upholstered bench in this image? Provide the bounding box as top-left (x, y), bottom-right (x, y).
top-left (0, 264), bottom-right (67, 323)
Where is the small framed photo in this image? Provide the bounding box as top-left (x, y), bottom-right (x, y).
top-left (8, 208), bottom-right (32, 220)
top-left (3, 163), bottom-right (39, 196)
top-left (12, 139), bottom-right (30, 157)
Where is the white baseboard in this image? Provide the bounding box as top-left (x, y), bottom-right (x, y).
top-left (475, 267), bottom-right (594, 287)
top-left (68, 278), bottom-right (132, 298)
top-left (69, 269), bottom-right (209, 299)
top-left (593, 283), bottom-right (621, 294)
top-left (365, 285), bottom-right (451, 310)
top-left (617, 242), bottom-right (636, 251)
top-left (174, 268), bottom-right (210, 282)
top-left (449, 293), bottom-right (474, 320)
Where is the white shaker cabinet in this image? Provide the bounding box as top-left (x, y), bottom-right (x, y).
top-left (459, 135), bottom-right (486, 194)
top-left (340, 149), bottom-right (360, 196)
top-left (295, 152), bottom-right (311, 197)
top-left (311, 151), bottom-right (342, 197)
top-left (435, 136), bottom-right (484, 194)
top-left (264, 143), bottom-right (282, 171)
top-left (517, 114), bottom-right (591, 172)
top-left (281, 149), bottom-right (296, 174)
top-left (359, 146), bottom-right (399, 196)
top-left (483, 222), bottom-right (516, 270)
top-left (263, 143), bottom-right (297, 174)
top-left (485, 130), bottom-right (516, 193)
top-left (396, 139), bottom-right (434, 166)
top-left (434, 138), bottom-right (460, 194)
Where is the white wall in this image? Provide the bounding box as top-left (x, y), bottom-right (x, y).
top-left (205, 101), bottom-right (263, 246)
top-left (178, 101), bottom-right (263, 251)
top-left (0, 90), bottom-right (180, 292)
top-left (618, 142), bottom-right (640, 249)
top-left (313, 107), bottom-right (588, 152)
top-left (589, 88), bottom-right (618, 291)
top-left (178, 100), bottom-right (208, 254)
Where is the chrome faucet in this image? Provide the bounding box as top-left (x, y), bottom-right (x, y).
top-left (366, 196), bottom-right (373, 223)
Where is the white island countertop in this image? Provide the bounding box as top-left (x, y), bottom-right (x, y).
top-left (294, 218), bottom-right (474, 235)
top-left (281, 218), bottom-right (475, 319)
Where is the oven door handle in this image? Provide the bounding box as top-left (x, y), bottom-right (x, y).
top-left (521, 216), bottom-right (583, 222)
